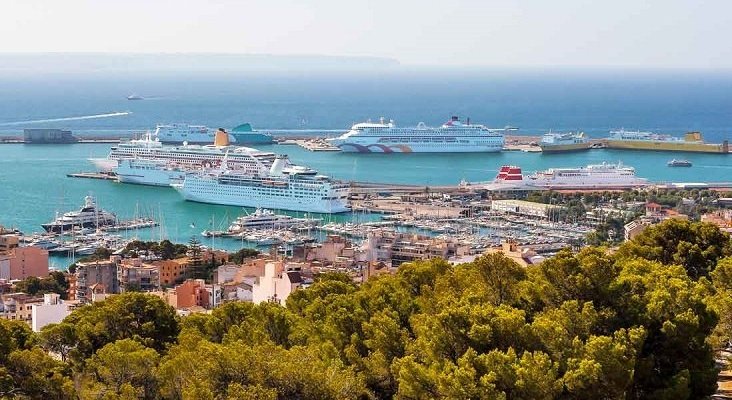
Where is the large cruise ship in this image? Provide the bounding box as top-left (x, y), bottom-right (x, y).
top-left (482, 162), bottom-right (648, 190)
top-left (605, 129), bottom-right (728, 153)
top-left (153, 123), bottom-right (273, 145)
top-left (172, 156), bottom-right (350, 214)
top-left (41, 196), bottom-right (117, 233)
top-left (539, 131), bottom-right (591, 153)
top-left (327, 116), bottom-right (512, 153)
top-left (89, 130), bottom-right (277, 175)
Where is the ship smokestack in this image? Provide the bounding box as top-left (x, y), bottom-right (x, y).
top-left (214, 128), bottom-right (230, 147)
top-left (451, 116), bottom-right (459, 122)
top-left (269, 155), bottom-right (288, 176)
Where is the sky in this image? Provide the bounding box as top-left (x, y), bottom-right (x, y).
top-left (1, 0), bottom-right (731, 68)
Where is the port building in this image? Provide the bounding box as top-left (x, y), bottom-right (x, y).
top-left (23, 128), bottom-right (78, 144)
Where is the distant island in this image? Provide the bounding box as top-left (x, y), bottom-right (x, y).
top-left (0, 53), bottom-right (400, 75)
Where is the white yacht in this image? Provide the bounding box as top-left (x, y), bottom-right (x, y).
top-left (172, 155), bottom-right (350, 214)
top-left (327, 116), bottom-right (512, 153)
top-left (41, 196), bottom-right (117, 233)
top-left (226, 208), bottom-right (320, 233)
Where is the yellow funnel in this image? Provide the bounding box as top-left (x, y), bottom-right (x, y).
top-left (214, 128), bottom-right (230, 147)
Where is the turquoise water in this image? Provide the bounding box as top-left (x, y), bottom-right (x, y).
top-left (1, 142), bottom-right (730, 268)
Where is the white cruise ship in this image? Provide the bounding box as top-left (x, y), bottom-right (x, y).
top-left (327, 116), bottom-right (512, 153)
top-left (89, 130), bottom-right (277, 175)
top-left (172, 156), bottom-right (350, 214)
top-left (115, 159), bottom-right (188, 186)
top-left (527, 162), bottom-right (648, 189)
top-left (41, 196), bottom-right (117, 233)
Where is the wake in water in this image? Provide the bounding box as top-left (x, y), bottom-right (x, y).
top-left (0, 111), bottom-right (132, 126)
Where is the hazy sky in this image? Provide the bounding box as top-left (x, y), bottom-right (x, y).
top-left (2, 0), bottom-right (731, 68)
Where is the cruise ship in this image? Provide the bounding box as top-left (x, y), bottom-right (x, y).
top-left (41, 196), bottom-right (117, 233)
top-left (539, 131), bottom-right (590, 153)
top-left (115, 159), bottom-right (188, 186)
top-left (89, 130), bottom-right (277, 175)
top-left (605, 129), bottom-right (728, 153)
top-left (527, 162), bottom-right (648, 189)
top-left (327, 116), bottom-right (512, 153)
top-left (172, 156), bottom-right (350, 213)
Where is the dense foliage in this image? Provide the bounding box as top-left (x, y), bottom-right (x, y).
top-left (1, 220), bottom-right (730, 399)
top-left (13, 271), bottom-right (69, 299)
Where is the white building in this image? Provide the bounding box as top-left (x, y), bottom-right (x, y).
top-left (31, 293), bottom-right (72, 332)
top-left (251, 262), bottom-right (302, 305)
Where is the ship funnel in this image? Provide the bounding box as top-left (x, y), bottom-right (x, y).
top-left (269, 155), bottom-right (288, 176)
top-left (214, 128), bottom-right (230, 147)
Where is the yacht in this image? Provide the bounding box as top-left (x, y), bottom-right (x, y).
top-left (327, 116), bottom-right (513, 153)
top-left (226, 208), bottom-right (320, 233)
top-left (41, 196), bottom-right (117, 233)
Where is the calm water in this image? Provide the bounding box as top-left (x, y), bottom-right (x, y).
top-left (1, 69), bottom-right (732, 268)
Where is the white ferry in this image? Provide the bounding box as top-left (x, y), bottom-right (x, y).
top-left (89, 130), bottom-right (277, 175)
top-left (327, 116), bottom-right (512, 153)
top-left (539, 131), bottom-right (590, 153)
top-left (41, 196), bottom-right (117, 233)
top-left (171, 156), bottom-right (350, 214)
top-left (482, 162), bottom-right (648, 190)
top-left (527, 162), bottom-right (648, 189)
top-left (153, 123), bottom-right (274, 144)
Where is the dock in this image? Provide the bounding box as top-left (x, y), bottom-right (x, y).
top-left (66, 172), bottom-right (118, 181)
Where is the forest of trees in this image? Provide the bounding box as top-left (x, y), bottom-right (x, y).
top-left (1, 218), bottom-right (731, 399)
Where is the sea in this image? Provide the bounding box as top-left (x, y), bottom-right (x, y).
top-left (1, 68), bottom-right (732, 268)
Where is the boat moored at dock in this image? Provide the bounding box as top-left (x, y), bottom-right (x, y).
top-left (605, 129), bottom-right (728, 153)
top-left (327, 116), bottom-right (512, 153)
top-left (171, 155), bottom-right (351, 213)
top-left (41, 196), bottom-right (117, 233)
top-left (539, 131), bottom-right (591, 153)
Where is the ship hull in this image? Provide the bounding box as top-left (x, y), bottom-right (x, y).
top-left (540, 143), bottom-right (591, 153)
top-left (41, 220), bottom-right (114, 233)
top-left (335, 142), bottom-right (503, 153)
top-left (605, 140), bottom-right (728, 153)
top-left (116, 169), bottom-right (184, 186)
top-left (172, 181), bottom-right (350, 214)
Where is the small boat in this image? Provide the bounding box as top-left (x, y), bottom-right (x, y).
top-left (127, 94), bottom-right (144, 100)
top-left (667, 159), bottom-right (692, 167)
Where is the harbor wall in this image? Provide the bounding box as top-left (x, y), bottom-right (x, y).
top-left (605, 139), bottom-right (728, 153)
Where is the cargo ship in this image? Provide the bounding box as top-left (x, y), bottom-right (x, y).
top-left (605, 129), bottom-right (728, 153)
top-left (539, 131), bottom-right (590, 153)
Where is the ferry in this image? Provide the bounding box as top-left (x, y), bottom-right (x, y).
top-left (483, 162), bottom-right (648, 190)
top-left (527, 162), bottom-right (648, 189)
top-left (153, 123), bottom-right (273, 144)
top-left (41, 196), bottom-right (117, 233)
top-left (171, 156), bottom-right (350, 214)
top-left (89, 129), bottom-right (277, 176)
top-left (667, 159), bottom-right (692, 167)
top-left (327, 116), bottom-right (512, 153)
top-left (539, 131), bottom-right (590, 153)
top-left (605, 129), bottom-right (728, 153)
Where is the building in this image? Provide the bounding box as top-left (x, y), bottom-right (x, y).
top-left (23, 128), bottom-right (78, 144)
top-left (490, 199), bottom-right (564, 219)
top-left (150, 258), bottom-right (191, 286)
top-left (624, 219), bottom-right (653, 241)
top-left (252, 261), bottom-right (302, 305)
top-left (74, 257), bottom-right (119, 302)
top-left (363, 230), bottom-right (470, 267)
top-left (0, 246), bottom-right (49, 281)
top-left (0, 293), bottom-right (44, 324)
top-left (118, 261), bottom-right (160, 292)
top-left (31, 293), bottom-right (76, 332)
top-left (701, 210), bottom-right (732, 233)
